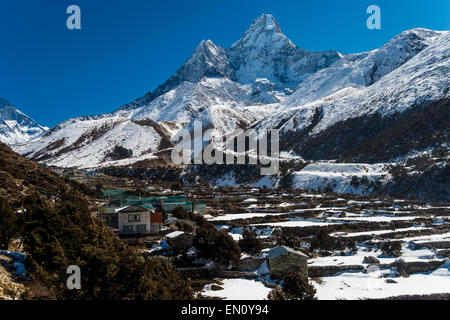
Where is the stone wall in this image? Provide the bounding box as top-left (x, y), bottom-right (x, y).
top-left (268, 252), bottom-right (308, 280)
top-left (308, 260), bottom-right (447, 277)
top-left (177, 267), bottom-right (258, 280)
top-left (237, 257), bottom-right (265, 272)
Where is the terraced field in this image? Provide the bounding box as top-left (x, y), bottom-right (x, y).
top-left (185, 186), bottom-right (450, 300)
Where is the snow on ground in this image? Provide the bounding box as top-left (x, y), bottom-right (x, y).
top-left (166, 231), bottom-right (185, 239)
top-left (251, 218), bottom-right (340, 228)
top-left (208, 212), bottom-right (288, 221)
top-left (396, 232), bottom-right (450, 244)
top-left (309, 243), bottom-right (438, 267)
top-left (291, 163), bottom-right (387, 195)
top-left (313, 261), bottom-right (450, 300)
top-left (202, 278), bottom-right (272, 300)
top-left (229, 233), bottom-right (243, 241)
top-left (146, 240), bottom-right (169, 253)
top-left (331, 226), bottom-right (431, 238)
top-left (327, 215), bottom-right (424, 223)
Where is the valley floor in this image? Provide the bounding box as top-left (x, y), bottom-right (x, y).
top-left (130, 183), bottom-right (450, 300)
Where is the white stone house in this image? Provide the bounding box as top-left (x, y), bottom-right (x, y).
top-left (117, 205), bottom-right (152, 235)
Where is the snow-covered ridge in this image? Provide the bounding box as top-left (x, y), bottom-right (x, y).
top-left (256, 29), bottom-right (450, 138)
top-left (0, 98), bottom-right (48, 145)
top-left (14, 14), bottom-right (450, 170)
top-left (228, 13), bottom-right (342, 87)
top-left (14, 115), bottom-right (171, 168)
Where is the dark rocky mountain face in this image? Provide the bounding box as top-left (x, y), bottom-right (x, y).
top-left (281, 98), bottom-right (450, 163)
top-left (119, 14), bottom-right (343, 111)
top-left (11, 15), bottom-right (449, 203)
top-left (228, 14), bottom-right (341, 87)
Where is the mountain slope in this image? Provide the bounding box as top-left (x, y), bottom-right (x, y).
top-left (118, 40), bottom-right (235, 112)
top-left (118, 14), bottom-right (342, 113)
top-left (283, 28), bottom-right (445, 108)
top-left (15, 15), bottom-right (450, 172)
top-left (15, 116), bottom-right (174, 168)
top-left (257, 30), bottom-right (450, 161)
top-left (0, 142), bottom-right (93, 200)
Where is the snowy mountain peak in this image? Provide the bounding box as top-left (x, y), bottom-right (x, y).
top-left (228, 14), bottom-right (341, 87)
top-left (16, 15), bottom-right (449, 171)
top-left (241, 13), bottom-right (283, 37)
top-left (380, 28), bottom-right (445, 54)
top-left (231, 13), bottom-right (292, 50)
top-left (196, 39), bottom-right (218, 51)
top-left (0, 98), bottom-right (48, 145)
top-left (118, 39), bottom-right (234, 112)
top-left (189, 39), bottom-right (230, 72)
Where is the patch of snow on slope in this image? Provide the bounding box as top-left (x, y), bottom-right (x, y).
top-left (291, 163), bottom-right (388, 194)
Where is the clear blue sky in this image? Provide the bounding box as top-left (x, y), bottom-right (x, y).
top-left (1, 0), bottom-right (449, 127)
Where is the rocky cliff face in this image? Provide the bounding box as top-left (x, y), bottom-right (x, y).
top-left (228, 14), bottom-right (341, 87)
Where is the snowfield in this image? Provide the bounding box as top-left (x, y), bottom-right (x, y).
top-left (202, 278), bottom-right (271, 300)
top-left (251, 218), bottom-right (340, 228)
top-left (309, 243), bottom-right (440, 267)
top-left (313, 262), bottom-right (450, 300)
top-left (291, 163), bottom-right (388, 194)
top-left (330, 226), bottom-right (431, 238)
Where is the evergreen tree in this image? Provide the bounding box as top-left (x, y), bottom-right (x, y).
top-left (0, 197), bottom-right (19, 250)
top-left (21, 193), bottom-right (192, 300)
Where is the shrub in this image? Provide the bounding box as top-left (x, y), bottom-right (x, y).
top-left (238, 228), bottom-right (263, 255)
top-left (21, 193), bottom-right (192, 300)
top-left (310, 230), bottom-right (356, 253)
top-left (176, 220), bottom-right (194, 233)
top-left (194, 224), bottom-right (241, 266)
top-left (310, 230), bottom-right (336, 252)
top-left (282, 273), bottom-right (316, 300)
top-left (381, 241), bottom-right (402, 257)
top-left (350, 176), bottom-right (360, 188)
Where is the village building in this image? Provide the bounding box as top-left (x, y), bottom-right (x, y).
top-left (166, 231), bottom-right (194, 250)
top-left (149, 210), bottom-right (163, 233)
top-left (186, 201), bottom-right (206, 214)
top-left (102, 190), bottom-right (137, 207)
top-left (98, 207), bottom-right (120, 229)
top-left (266, 246), bottom-right (309, 280)
top-left (116, 205), bottom-right (162, 236)
top-left (125, 195), bottom-right (206, 214)
top-left (47, 166), bottom-right (65, 175)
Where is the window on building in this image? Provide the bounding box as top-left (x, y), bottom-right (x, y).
top-left (136, 224), bottom-right (146, 233)
top-left (123, 225), bottom-right (133, 233)
top-left (128, 214), bottom-right (141, 222)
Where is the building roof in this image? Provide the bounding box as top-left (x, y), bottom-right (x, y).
top-left (166, 231), bottom-right (185, 239)
top-left (102, 190), bottom-right (132, 197)
top-left (125, 195), bottom-right (186, 203)
top-left (103, 207), bottom-right (122, 214)
top-left (266, 246), bottom-right (309, 260)
top-left (116, 205), bottom-right (151, 214)
top-left (140, 203), bottom-right (155, 210)
top-left (186, 201), bottom-right (205, 205)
